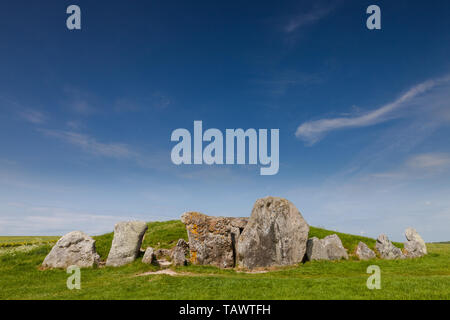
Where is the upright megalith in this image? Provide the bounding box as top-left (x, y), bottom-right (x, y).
top-left (404, 228), bottom-right (427, 258)
top-left (42, 231), bottom-right (100, 269)
top-left (237, 197), bottom-right (309, 269)
top-left (375, 234), bottom-right (404, 260)
top-left (181, 212), bottom-right (248, 268)
top-left (106, 221), bottom-right (148, 267)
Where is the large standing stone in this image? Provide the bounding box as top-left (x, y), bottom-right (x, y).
top-left (305, 234), bottom-right (348, 261)
top-left (106, 221), bottom-right (148, 267)
top-left (42, 231), bottom-right (100, 269)
top-left (355, 241), bottom-right (376, 260)
top-left (375, 234), bottom-right (404, 260)
top-left (237, 197), bottom-right (309, 269)
top-left (404, 228), bottom-right (427, 258)
top-left (181, 212), bottom-right (248, 268)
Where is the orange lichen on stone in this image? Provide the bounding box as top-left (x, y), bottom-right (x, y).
top-left (190, 251), bottom-right (197, 264)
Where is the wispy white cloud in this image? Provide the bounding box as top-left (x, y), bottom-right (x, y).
top-left (63, 86), bottom-right (98, 116)
top-left (18, 109), bottom-right (47, 124)
top-left (0, 203), bottom-right (159, 235)
top-left (407, 153), bottom-right (450, 170)
top-left (369, 153), bottom-right (450, 180)
top-left (38, 129), bottom-right (136, 159)
top-left (296, 76), bottom-right (450, 145)
top-left (284, 1), bottom-right (340, 33)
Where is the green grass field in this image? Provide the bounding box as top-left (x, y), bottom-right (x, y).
top-left (0, 236), bottom-right (59, 248)
top-left (0, 221), bottom-right (448, 300)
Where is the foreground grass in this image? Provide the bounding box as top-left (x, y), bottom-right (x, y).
top-left (0, 221), bottom-right (448, 300)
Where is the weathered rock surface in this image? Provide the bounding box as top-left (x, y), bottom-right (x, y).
top-left (176, 239), bottom-right (189, 255)
top-left (106, 221), bottom-right (148, 267)
top-left (306, 234), bottom-right (348, 261)
top-left (323, 234), bottom-right (349, 260)
top-left (306, 237), bottom-right (328, 261)
top-left (375, 234), bottom-right (404, 260)
top-left (171, 246), bottom-right (187, 266)
top-left (181, 212), bottom-right (248, 268)
top-left (355, 241), bottom-right (376, 260)
top-left (154, 248), bottom-right (171, 259)
top-left (237, 197), bottom-right (309, 269)
top-left (142, 247), bottom-right (156, 265)
top-left (404, 228), bottom-right (427, 258)
top-left (42, 231), bottom-right (100, 269)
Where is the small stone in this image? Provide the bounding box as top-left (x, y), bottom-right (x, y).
top-left (176, 239), bottom-right (189, 255)
top-left (355, 241), bottom-right (376, 260)
top-left (154, 248), bottom-right (171, 259)
top-left (171, 246), bottom-right (187, 266)
top-left (142, 247), bottom-right (156, 264)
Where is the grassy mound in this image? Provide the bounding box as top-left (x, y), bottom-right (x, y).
top-left (0, 221), bottom-right (448, 299)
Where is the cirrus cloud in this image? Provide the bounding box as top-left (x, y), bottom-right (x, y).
top-left (295, 75), bottom-right (450, 145)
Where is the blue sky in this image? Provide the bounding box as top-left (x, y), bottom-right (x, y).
top-left (0, 0), bottom-right (449, 241)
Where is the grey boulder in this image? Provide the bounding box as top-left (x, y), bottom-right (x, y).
top-left (237, 196), bottom-right (309, 269)
top-left (306, 237), bottom-right (328, 261)
top-left (306, 234), bottom-right (348, 261)
top-left (375, 234), bottom-right (404, 260)
top-left (42, 231), bottom-right (100, 269)
top-left (355, 241), bottom-right (376, 260)
top-left (106, 221), bottom-right (148, 267)
top-left (404, 228), bottom-right (427, 258)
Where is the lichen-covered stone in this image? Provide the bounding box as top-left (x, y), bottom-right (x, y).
top-left (42, 231), bottom-right (100, 269)
top-left (237, 197), bottom-right (309, 269)
top-left (181, 212), bottom-right (248, 268)
top-left (106, 221), bottom-right (148, 267)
